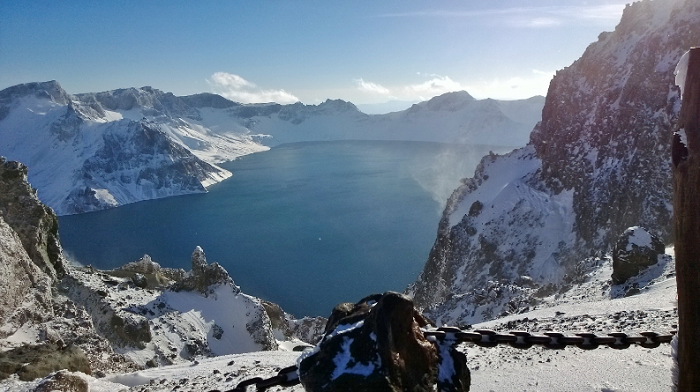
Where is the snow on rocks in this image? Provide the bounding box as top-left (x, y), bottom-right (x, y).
top-left (410, 0), bottom-right (700, 330)
top-left (97, 262), bottom-right (677, 392)
top-left (611, 227), bottom-right (666, 284)
top-left (298, 292), bottom-right (469, 392)
top-left (0, 82), bottom-right (255, 215)
top-left (61, 247), bottom-right (279, 368)
top-left (1, 369), bottom-right (128, 392)
top-left (675, 49), bottom-right (690, 96)
top-left (409, 146), bottom-right (578, 326)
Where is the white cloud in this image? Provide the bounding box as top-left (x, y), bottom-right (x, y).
top-left (406, 76), bottom-right (464, 98)
top-left (376, 4), bottom-right (626, 27)
top-left (349, 72), bottom-right (550, 103)
top-left (351, 75), bottom-right (465, 103)
top-left (355, 78), bottom-right (391, 95)
top-left (208, 72), bottom-right (299, 104)
top-left (464, 69), bottom-right (555, 100)
top-left (518, 17), bottom-right (562, 28)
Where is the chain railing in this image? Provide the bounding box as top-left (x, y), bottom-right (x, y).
top-left (211, 327), bottom-right (676, 392)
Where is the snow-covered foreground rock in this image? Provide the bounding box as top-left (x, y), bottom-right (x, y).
top-left (0, 81), bottom-right (542, 215)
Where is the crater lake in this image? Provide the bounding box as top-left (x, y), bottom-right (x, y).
top-left (58, 141), bottom-right (515, 317)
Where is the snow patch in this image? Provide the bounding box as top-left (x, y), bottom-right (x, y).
top-left (625, 226), bottom-right (654, 251)
top-left (675, 50), bottom-right (690, 96)
top-left (330, 337), bottom-right (377, 380)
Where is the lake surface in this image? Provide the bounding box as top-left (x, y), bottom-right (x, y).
top-left (58, 141), bottom-right (515, 317)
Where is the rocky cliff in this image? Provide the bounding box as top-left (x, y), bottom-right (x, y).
top-left (0, 158), bottom-right (139, 379)
top-left (409, 0), bottom-right (700, 326)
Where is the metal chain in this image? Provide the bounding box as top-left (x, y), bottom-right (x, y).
top-left (211, 327), bottom-right (676, 391)
top-left (423, 326), bottom-right (676, 350)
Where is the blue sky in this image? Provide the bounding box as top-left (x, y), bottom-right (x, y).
top-left (0, 1), bottom-right (627, 105)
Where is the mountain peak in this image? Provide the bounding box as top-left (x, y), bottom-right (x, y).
top-left (0, 80), bottom-right (71, 106)
top-left (419, 91), bottom-right (476, 112)
top-left (318, 99), bottom-right (359, 113)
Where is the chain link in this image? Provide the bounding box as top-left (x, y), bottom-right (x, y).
top-left (212, 327), bottom-right (676, 391)
top-left (423, 326), bottom-right (676, 351)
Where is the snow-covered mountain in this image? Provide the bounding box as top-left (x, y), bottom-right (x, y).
top-left (409, 0), bottom-right (699, 326)
top-left (0, 82), bottom-right (264, 215)
top-left (239, 91), bottom-right (544, 147)
top-left (0, 82), bottom-right (543, 215)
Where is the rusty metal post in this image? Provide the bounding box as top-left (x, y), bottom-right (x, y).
top-left (673, 47), bottom-right (700, 391)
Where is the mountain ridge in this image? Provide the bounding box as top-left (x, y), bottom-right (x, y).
top-left (0, 81), bottom-right (543, 215)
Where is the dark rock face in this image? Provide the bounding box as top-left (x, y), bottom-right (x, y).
top-left (410, 0), bottom-right (700, 325)
top-left (611, 227), bottom-right (665, 284)
top-left (299, 292), bottom-right (469, 392)
top-left (109, 314), bottom-right (152, 349)
top-left (65, 121), bottom-right (221, 215)
top-left (0, 158), bottom-right (64, 279)
top-left (530, 0), bottom-right (700, 248)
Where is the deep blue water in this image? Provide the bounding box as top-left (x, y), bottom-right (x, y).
top-left (58, 141), bottom-right (514, 317)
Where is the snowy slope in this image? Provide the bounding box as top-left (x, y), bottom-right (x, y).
top-left (0, 82), bottom-right (259, 215)
top-left (3, 250), bottom-right (673, 392)
top-left (410, 0), bottom-right (700, 326)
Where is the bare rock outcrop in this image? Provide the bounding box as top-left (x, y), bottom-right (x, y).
top-left (172, 246), bottom-right (237, 294)
top-left (611, 226), bottom-right (666, 284)
top-left (108, 254), bottom-right (185, 289)
top-left (410, 0), bottom-right (700, 326)
top-left (262, 300), bottom-right (327, 345)
top-left (0, 157), bottom-right (65, 279)
top-left (0, 215), bottom-right (53, 333)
